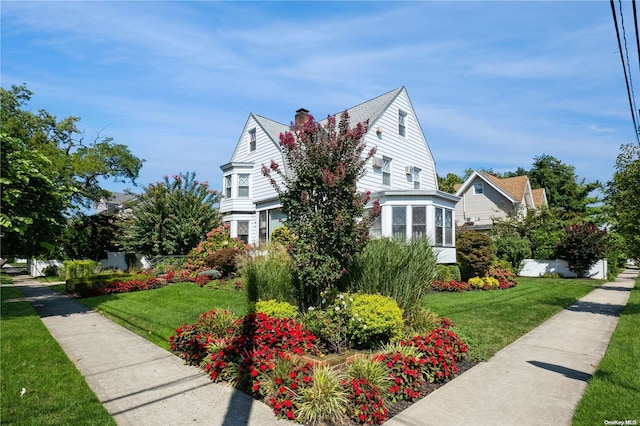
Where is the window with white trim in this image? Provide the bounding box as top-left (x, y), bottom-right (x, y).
top-left (259, 211), bottom-right (267, 244)
top-left (392, 206), bottom-right (406, 241)
top-left (238, 174), bottom-right (250, 197)
top-left (435, 208), bottom-right (443, 246)
top-left (382, 157), bottom-right (391, 186)
top-left (237, 221), bottom-right (249, 244)
top-left (368, 209), bottom-right (382, 238)
top-left (413, 167), bottom-right (421, 189)
top-left (224, 175), bottom-right (232, 198)
top-left (412, 206), bottom-right (427, 239)
top-left (445, 209), bottom-right (453, 246)
top-left (249, 129), bottom-right (256, 152)
top-left (435, 207), bottom-right (454, 246)
top-left (398, 111), bottom-right (406, 136)
top-left (473, 182), bottom-right (484, 195)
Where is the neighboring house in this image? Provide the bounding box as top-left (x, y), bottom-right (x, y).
top-left (219, 87), bottom-right (459, 263)
top-left (95, 192), bottom-right (136, 216)
top-left (454, 171), bottom-right (548, 230)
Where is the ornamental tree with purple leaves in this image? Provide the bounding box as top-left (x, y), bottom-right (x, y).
top-left (556, 222), bottom-right (608, 278)
top-left (262, 111), bottom-right (379, 309)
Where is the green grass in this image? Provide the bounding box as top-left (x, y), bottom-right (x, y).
top-left (1, 270), bottom-right (13, 285)
top-left (1, 301), bottom-right (114, 425)
top-left (572, 276), bottom-right (640, 425)
top-left (76, 283), bottom-right (248, 349)
top-left (423, 277), bottom-right (603, 360)
top-left (1, 272), bottom-right (24, 301)
top-left (36, 275), bottom-right (64, 283)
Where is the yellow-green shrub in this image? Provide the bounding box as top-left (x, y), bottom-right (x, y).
top-left (468, 277), bottom-right (484, 289)
top-left (346, 293), bottom-right (404, 348)
top-left (483, 276), bottom-right (500, 289)
top-left (255, 299), bottom-right (298, 319)
top-left (63, 260), bottom-right (99, 280)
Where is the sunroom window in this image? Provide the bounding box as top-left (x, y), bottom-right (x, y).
top-left (238, 174), bottom-right (250, 197)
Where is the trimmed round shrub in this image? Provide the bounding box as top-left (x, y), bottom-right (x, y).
top-left (448, 265), bottom-right (462, 282)
top-left (435, 265), bottom-right (452, 281)
top-left (346, 293), bottom-right (404, 348)
top-left (270, 225), bottom-right (294, 247)
top-left (255, 299), bottom-right (298, 319)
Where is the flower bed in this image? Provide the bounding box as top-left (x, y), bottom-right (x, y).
top-left (170, 311), bottom-right (468, 425)
top-left (69, 275), bottom-right (166, 297)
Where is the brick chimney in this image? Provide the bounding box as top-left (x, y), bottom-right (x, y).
top-left (295, 108), bottom-right (309, 126)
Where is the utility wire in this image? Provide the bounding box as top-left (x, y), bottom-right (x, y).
top-left (633, 0), bottom-right (640, 74)
top-left (619, 0), bottom-right (639, 128)
top-left (611, 0), bottom-right (640, 143)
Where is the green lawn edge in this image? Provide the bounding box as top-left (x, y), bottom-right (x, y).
top-left (1, 299), bottom-right (115, 425)
top-left (572, 275), bottom-right (640, 425)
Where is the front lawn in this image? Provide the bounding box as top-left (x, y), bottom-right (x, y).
top-left (424, 277), bottom-right (602, 360)
top-left (572, 275), bottom-right (640, 424)
top-left (1, 300), bottom-right (114, 425)
top-left (74, 276), bottom-right (602, 362)
top-left (76, 283), bottom-right (248, 349)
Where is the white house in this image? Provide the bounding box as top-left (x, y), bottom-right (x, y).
top-left (454, 171), bottom-right (548, 230)
top-left (219, 87), bottom-right (459, 263)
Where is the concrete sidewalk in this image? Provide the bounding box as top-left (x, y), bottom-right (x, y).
top-left (7, 270), bottom-right (287, 426)
top-left (385, 267), bottom-right (638, 426)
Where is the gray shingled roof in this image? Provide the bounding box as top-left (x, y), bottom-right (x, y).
top-left (253, 87), bottom-right (404, 142)
top-left (322, 87), bottom-right (403, 127)
top-left (253, 114), bottom-right (290, 144)
top-left (106, 192), bottom-right (136, 205)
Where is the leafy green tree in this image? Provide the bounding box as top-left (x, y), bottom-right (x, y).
top-left (437, 173), bottom-right (463, 194)
top-left (119, 172), bottom-right (221, 257)
top-left (61, 214), bottom-right (122, 261)
top-left (262, 111), bottom-right (378, 309)
top-left (490, 225), bottom-right (532, 269)
top-left (605, 143), bottom-right (640, 261)
top-left (0, 84), bottom-right (143, 258)
top-left (528, 154), bottom-right (600, 218)
top-left (556, 222), bottom-right (607, 278)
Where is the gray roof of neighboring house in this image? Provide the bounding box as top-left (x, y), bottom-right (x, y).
top-left (104, 192), bottom-right (136, 205)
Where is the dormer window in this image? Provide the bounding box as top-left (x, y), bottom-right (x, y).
top-left (398, 111), bottom-right (407, 137)
top-left (249, 129), bottom-right (257, 152)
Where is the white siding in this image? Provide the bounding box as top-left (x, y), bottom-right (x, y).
top-left (357, 91), bottom-right (437, 193)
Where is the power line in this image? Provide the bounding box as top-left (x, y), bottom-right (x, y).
top-left (619, 0), bottom-right (639, 129)
top-left (633, 0), bottom-right (640, 74)
top-left (611, 0), bottom-right (640, 143)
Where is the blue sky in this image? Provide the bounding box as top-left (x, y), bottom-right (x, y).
top-left (2, 1), bottom-right (635, 197)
